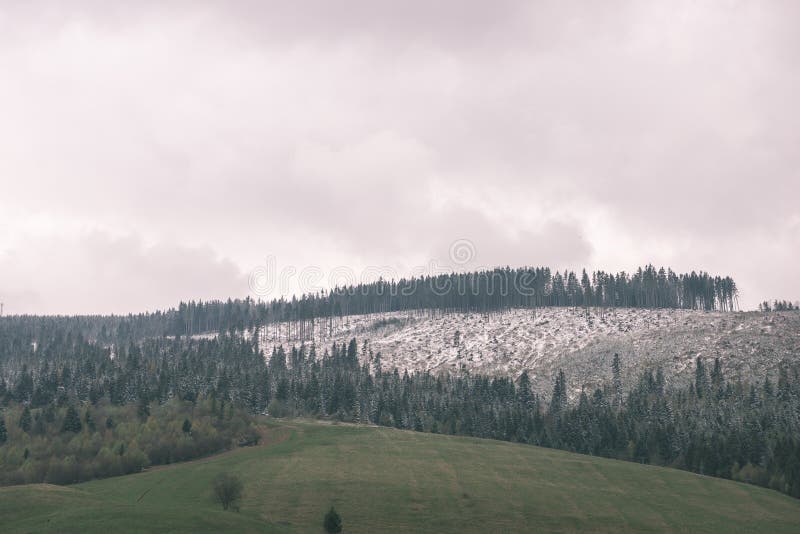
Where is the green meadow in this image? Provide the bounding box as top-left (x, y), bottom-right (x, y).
top-left (2, 420), bottom-right (799, 533)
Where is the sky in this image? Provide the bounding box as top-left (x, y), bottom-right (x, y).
top-left (0, 1), bottom-right (798, 314)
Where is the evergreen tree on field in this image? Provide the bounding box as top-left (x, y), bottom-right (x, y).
top-left (0, 417), bottom-right (7, 444)
top-left (182, 419), bottom-right (192, 434)
top-left (61, 405), bottom-right (82, 433)
top-left (18, 406), bottom-right (32, 433)
top-left (324, 506), bottom-right (343, 533)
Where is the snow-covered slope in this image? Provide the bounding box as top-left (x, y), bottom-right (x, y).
top-left (257, 308), bottom-right (800, 396)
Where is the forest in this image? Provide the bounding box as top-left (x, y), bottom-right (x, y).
top-left (2, 313), bottom-right (799, 498)
top-left (0, 396), bottom-right (259, 486)
top-left (174, 265), bottom-right (739, 338)
top-left (0, 265), bottom-right (739, 343)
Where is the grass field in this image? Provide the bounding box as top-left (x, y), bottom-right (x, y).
top-left (2, 420), bottom-right (800, 533)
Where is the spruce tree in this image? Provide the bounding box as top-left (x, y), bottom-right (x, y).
top-left (711, 358), bottom-right (724, 392)
top-left (518, 371), bottom-right (532, 408)
top-left (0, 417), bottom-right (7, 444)
top-left (612, 353), bottom-right (622, 408)
top-left (61, 405), bottom-right (82, 433)
top-left (549, 370), bottom-right (568, 415)
top-left (695, 358), bottom-right (707, 398)
top-left (324, 506), bottom-right (343, 533)
top-left (18, 406), bottom-right (32, 433)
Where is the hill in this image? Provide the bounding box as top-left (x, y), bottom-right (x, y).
top-left (258, 309), bottom-right (800, 396)
top-left (2, 420), bottom-right (799, 533)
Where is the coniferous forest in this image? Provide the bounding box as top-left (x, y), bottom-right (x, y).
top-left (181, 265), bottom-right (739, 337)
top-left (2, 293), bottom-right (800, 499)
top-left (0, 265), bottom-right (738, 343)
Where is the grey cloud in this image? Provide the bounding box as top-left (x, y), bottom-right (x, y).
top-left (0, 1), bottom-right (798, 312)
top-left (428, 207), bottom-right (593, 270)
top-left (0, 233), bottom-right (248, 315)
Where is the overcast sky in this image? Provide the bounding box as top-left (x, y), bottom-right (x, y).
top-left (1, 1), bottom-right (798, 314)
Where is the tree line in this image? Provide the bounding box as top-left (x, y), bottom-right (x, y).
top-left (0, 265), bottom-right (738, 343)
top-left (760, 300), bottom-right (799, 312)
top-left (168, 265), bottom-right (739, 338)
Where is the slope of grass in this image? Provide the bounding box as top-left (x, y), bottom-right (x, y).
top-left (2, 420), bottom-right (800, 533)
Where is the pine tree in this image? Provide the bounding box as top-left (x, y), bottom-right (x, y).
top-left (550, 370), bottom-right (568, 415)
top-left (518, 371), bottom-right (533, 408)
top-left (324, 506), bottom-right (343, 533)
top-left (182, 419), bottom-right (192, 434)
top-left (612, 353), bottom-right (622, 409)
top-left (0, 417), bottom-right (7, 444)
top-left (61, 405), bottom-right (82, 433)
top-left (711, 358), bottom-right (724, 392)
top-left (695, 357), bottom-right (707, 398)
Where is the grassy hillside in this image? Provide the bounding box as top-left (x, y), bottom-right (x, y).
top-left (2, 420), bottom-right (799, 533)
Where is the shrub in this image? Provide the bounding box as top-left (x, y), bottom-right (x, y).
top-left (212, 472), bottom-right (243, 511)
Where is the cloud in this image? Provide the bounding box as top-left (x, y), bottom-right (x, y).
top-left (0, 1), bottom-right (798, 311)
top-left (0, 232), bottom-right (248, 315)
